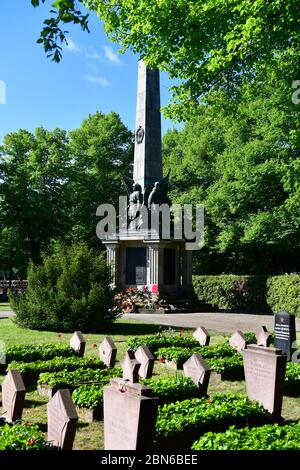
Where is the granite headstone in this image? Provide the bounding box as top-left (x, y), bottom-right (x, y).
top-left (274, 311), bottom-right (296, 361)
top-left (47, 389), bottom-right (78, 450)
top-left (183, 354), bottom-right (211, 396)
top-left (135, 346), bottom-right (155, 379)
top-left (99, 337), bottom-right (117, 369)
top-left (242, 344), bottom-right (287, 416)
top-left (256, 326), bottom-right (271, 347)
top-left (229, 330), bottom-right (247, 352)
top-left (193, 327), bottom-right (210, 346)
top-left (121, 352), bottom-right (141, 383)
top-left (1, 370), bottom-right (26, 422)
top-left (103, 379), bottom-right (159, 450)
top-left (70, 331), bottom-right (86, 357)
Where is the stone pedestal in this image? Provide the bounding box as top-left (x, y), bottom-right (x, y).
top-left (103, 379), bottom-right (159, 450)
top-left (242, 345), bottom-right (287, 417)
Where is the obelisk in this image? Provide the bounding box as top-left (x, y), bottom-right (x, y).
top-left (133, 60), bottom-right (162, 192)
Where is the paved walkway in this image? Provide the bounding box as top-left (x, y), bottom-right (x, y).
top-left (0, 311), bottom-right (15, 318)
top-left (126, 311), bottom-right (300, 334)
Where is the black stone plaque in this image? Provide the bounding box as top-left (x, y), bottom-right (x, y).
top-left (274, 311), bottom-right (296, 361)
top-left (164, 248), bottom-right (176, 285)
top-left (126, 248), bottom-right (146, 285)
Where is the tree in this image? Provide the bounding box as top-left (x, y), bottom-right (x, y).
top-left (163, 68), bottom-right (300, 274)
top-left (68, 111), bottom-right (134, 246)
top-left (0, 127), bottom-right (72, 276)
top-left (32, 0), bottom-right (300, 119)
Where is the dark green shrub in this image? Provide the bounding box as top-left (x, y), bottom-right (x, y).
top-left (38, 366), bottom-right (122, 388)
top-left (156, 394), bottom-right (270, 440)
top-left (72, 384), bottom-right (104, 409)
top-left (5, 343), bottom-right (76, 364)
top-left (156, 342), bottom-right (237, 367)
top-left (10, 243), bottom-right (116, 332)
top-left (126, 334), bottom-right (199, 354)
top-left (0, 424), bottom-right (47, 450)
top-left (207, 355), bottom-right (244, 375)
top-left (142, 376), bottom-right (198, 400)
top-left (193, 275), bottom-right (269, 311)
top-left (8, 356), bottom-right (104, 374)
top-left (192, 423), bottom-right (300, 450)
top-left (267, 275), bottom-right (300, 318)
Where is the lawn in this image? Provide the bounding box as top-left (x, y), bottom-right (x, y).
top-left (0, 318), bottom-right (299, 450)
top-left (0, 303), bottom-right (11, 312)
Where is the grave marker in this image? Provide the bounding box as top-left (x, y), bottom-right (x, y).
top-left (242, 345), bottom-right (287, 416)
top-left (183, 354), bottom-right (211, 396)
top-left (47, 389), bottom-right (78, 450)
top-left (103, 379), bottom-right (158, 450)
top-left (193, 327), bottom-right (210, 346)
top-left (256, 326), bottom-right (271, 347)
top-left (99, 337), bottom-right (117, 368)
top-left (70, 331), bottom-right (86, 357)
top-left (1, 370), bottom-right (26, 422)
top-left (121, 352), bottom-right (140, 383)
top-left (135, 346), bottom-right (155, 379)
top-left (229, 330), bottom-right (247, 352)
top-left (274, 311), bottom-right (296, 361)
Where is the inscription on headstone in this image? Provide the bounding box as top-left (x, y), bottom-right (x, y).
top-left (1, 370), bottom-right (26, 422)
top-left (47, 389), bottom-right (78, 450)
top-left (135, 346), bottom-right (155, 379)
top-left (99, 337), bottom-right (117, 369)
top-left (274, 311), bottom-right (296, 361)
top-left (256, 326), bottom-right (271, 347)
top-left (70, 331), bottom-right (86, 357)
top-left (242, 345), bottom-right (287, 416)
top-left (121, 352), bottom-right (140, 383)
top-left (183, 354), bottom-right (211, 396)
top-left (229, 330), bottom-right (247, 352)
top-left (193, 327), bottom-right (210, 346)
top-left (103, 379), bottom-right (159, 450)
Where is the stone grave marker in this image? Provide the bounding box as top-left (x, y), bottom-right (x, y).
top-left (256, 326), bottom-right (271, 347)
top-left (183, 354), bottom-right (211, 396)
top-left (99, 337), bottom-right (117, 368)
top-left (104, 378), bottom-right (159, 450)
top-left (242, 344), bottom-right (287, 416)
top-left (121, 352), bottom-right (140, 383)
top-left (70, 331), bottom-right (86, 357)
top-left (1, 370), bottom-right (26, 422)
top-left (274, 311), bottom-right (296, 361)
top-left (229, 330), bottom-right (247, 352)
top-left (135, 345), bottom-right (155, 379)
top-left (47, 389), bottom-right (78, 450)
top-left (193, 327), bottom-right (210, 346)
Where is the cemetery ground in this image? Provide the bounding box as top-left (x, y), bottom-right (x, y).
top-left (0, 316), bottom-right (300, 450)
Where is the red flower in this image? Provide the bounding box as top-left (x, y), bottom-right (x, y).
top-left (179, 333), bottom-right (182, 337)
top-left (57, 332), bottom-right (62, 338)
top-left (27, 439), bottom-right (36, 446)
top-left (159, 357), bottom-right (165, 363)
top-left (181, 328), bottom-right (185, 333)
top-left (92, 343), bottom-right (97, 349)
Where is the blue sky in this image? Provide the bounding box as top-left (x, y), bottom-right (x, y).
top-left (0, 1), bottom-right (181, 144)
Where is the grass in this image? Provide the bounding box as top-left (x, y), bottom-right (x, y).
top-left (0, 303), bottom-right (11, 312)
top-left (0, 318), bottom-right (299, 450)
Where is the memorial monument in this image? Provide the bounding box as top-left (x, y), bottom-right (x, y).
top-left (102, 60), bottom-right (194, 302)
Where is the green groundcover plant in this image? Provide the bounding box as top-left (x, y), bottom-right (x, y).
top-left (156, 394), bottom-right (270, 439)
top-left (284, 362), bottom-right (300, 394)
top-left (126, 334), bottom-right (199, 354)
top-left (0, 424), bottom-right (47, 450)
top-left (191, 422), bottom-right (300, 450)
top-left (38, 366), bottom-right (122, 388)
top-left (72, 384), bottom-right (104, 409)
top-left (8, 356), bottom-right (104, 374)
top-left (5, 343), bottom-right (76, 364)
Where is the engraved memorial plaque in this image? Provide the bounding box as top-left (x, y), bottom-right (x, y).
top-left (47, 389), bottom-right (78, 450)
top-left (1, 370), bottom-right (26, 422)
top-left (274, 311), bottom-right (296, 361)
top-left (99, 337), bottom-right (117, 369)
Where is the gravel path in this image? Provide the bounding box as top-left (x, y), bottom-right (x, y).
top-left (126, 311), bottom-right (300, 334)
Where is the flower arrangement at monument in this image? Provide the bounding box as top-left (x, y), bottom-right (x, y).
top-left (111, 286), bottom-right (161, 314)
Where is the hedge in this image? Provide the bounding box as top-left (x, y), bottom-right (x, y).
top-left (193, 274), bottom-right (300, 317)
top-left (38, 366), bottom-right (122, 388)
top-left (284, 362), bottom-right (300, 395)
top-left (126, 335), bottom-right (199, 355)
top-left (191, 423), bottom-right (300, 450)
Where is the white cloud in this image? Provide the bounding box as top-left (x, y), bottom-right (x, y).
top-left (64, 38), bottom-right (81, 53)
top-left (84, 75), bottom-right (111, 87)
top-left (85, 49), bottom-right (103, 61)
top-left (102, 46), bottom-right (121, 65)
